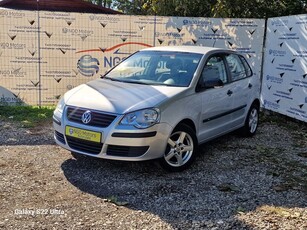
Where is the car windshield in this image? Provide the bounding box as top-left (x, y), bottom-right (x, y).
top-left (103, 50), bottom-right (202, 87)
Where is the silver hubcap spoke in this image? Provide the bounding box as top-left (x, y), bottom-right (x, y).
top-left (178, 132), bottom-right (186, 143)
top-left (165, 149), bottom-right (176, 161)
top-left (175, 154), bottom-right (184, 166)
top-left (182, 145), bottom-right (193, 152)
top-left (168, 139), bottom-right (176, 148)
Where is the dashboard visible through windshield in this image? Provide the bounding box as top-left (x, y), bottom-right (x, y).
top-left (103, 51), bottom-right (202, 87)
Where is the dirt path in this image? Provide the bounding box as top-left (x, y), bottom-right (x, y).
top-left (0, 119), bottom-right (306, 229)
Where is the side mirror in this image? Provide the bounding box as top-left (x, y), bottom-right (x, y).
top-left (204, 78), bottom-right (224, 89)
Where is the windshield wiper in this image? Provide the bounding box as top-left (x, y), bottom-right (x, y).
top-left (123, 80), bottom-right (152, 85)
top-left (102, 77), bottom-right (175, 86)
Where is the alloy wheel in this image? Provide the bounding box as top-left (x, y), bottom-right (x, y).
top-left (164, 131), bottom-right (194, 167)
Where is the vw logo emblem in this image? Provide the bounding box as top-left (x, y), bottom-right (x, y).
top-left (81, 110), bottom-right (92, 124)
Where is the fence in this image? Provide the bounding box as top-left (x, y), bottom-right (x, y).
top-left (0, 8), bottom-right (265, 104)
top-left (0, 8), bottom-right (306, 122)
top-left (261, 15), bottom-right (307, 122)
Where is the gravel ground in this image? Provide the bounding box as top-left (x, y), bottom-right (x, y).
top-left (0, 115), bottom-right (306, 229)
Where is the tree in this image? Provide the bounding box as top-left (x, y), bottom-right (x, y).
top-left (112, 0), bottom-right (149, 15)
top-left (141, 0), bottom-right (216, 17)
top-left (84, 0), bottom-right (112, 8)
top-left (84, 0), bottom-right (307, 18)
top-left (211, 0), bottom-right (307, 18)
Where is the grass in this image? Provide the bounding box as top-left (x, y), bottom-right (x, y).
top-left (0, 106), bottom-right (55, 128)
top-left (105, 195), bottom-right (129, 206)
top-left (260, 110), bottom-right (307, 132)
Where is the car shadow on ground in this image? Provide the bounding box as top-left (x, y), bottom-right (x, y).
top-left (60, 126), bottom-right (307, 229)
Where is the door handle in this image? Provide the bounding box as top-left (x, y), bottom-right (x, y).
top-left (248, 83), bottom-right (253, 89)
top-left (227, 90), bottom-right (233, 96)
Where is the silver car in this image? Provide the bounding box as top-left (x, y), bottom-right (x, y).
top-left (53, 46), bottom-right (260, 171)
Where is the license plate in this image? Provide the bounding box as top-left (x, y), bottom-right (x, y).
top-left (65, 126), bottom-right (102, 143)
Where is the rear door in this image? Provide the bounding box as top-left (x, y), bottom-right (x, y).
top-left (224, 53), bottom-right (254, 127)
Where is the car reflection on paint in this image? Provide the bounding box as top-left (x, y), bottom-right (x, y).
top-left (53, 46), bottom-right (260, 172)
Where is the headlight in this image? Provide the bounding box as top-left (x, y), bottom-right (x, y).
top-left (120, 108), bottom-right (160, 129)
top-left (54, 98), bottom-right (65, 114)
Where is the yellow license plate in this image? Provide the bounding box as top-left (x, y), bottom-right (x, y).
top-left (65, 126), bottom-right (102, 143)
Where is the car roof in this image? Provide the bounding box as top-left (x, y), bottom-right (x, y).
top-left (140, 45), bottom-right (228, 54)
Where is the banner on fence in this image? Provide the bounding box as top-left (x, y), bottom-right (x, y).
top-left (0, 8), bottom-right (265, 106)
top-left (262, 15), bottom-right (307, 122)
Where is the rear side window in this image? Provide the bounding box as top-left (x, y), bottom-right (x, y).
top-left (239, 56), bottom-right (253, 77)
top-left (225, 54), bottom-right (249, 81)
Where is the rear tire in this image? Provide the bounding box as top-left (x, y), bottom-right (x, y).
top-left (240, 103), bottom-right (259, 137)
top-left (159, 124), bottom-right (198, 172)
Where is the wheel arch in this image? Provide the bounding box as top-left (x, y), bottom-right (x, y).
top-left (251, 98), bottom-right (260, 109)
top-left (174, 118), bottom-right (198, 143)
top-left (177, 118), bottom-right (196, 132)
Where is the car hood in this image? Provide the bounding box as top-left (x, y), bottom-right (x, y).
top-left (64, 78), bottom-right (187, 114)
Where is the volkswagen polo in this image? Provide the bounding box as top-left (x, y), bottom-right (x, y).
top-left (53, 46), bottom-right (260, 171)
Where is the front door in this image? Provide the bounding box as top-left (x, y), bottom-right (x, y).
top-left (197, 54), bottom-right (234, 143)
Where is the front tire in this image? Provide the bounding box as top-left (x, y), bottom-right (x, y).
top-left (159, 124), bottom-right (198, 172)
top-left (240, 103), bottom-right (259, 137)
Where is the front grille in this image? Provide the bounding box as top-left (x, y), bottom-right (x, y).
top-left (66, 136), bottom-right (103, 155)
top-left (67, 107), bottom-right (116, 128)
top-left (107, 145), bottom-right (149, 157)
top-left (55, 131), bottom-right (66, 144)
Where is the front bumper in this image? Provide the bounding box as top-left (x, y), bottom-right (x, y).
top-left (53, 109), bottom-right (172, 161)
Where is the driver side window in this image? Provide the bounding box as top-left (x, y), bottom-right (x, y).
top-left (200, 55), bottom-right (227, 89)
